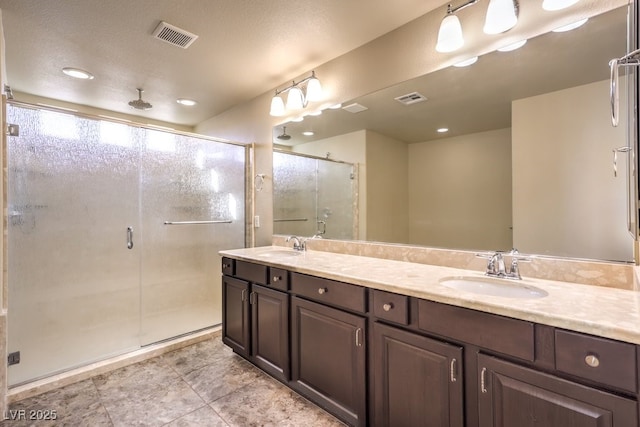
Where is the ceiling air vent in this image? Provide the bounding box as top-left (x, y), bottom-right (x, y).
top-left (394, 92), bottom-right (428, 105)
top-left (342, 103), bottom-right (369, 113)
top-left (152, 21), bottom-right (199, 49)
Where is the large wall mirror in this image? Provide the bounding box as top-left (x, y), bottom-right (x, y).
top-left (273, 5), bottom-right (636, 263)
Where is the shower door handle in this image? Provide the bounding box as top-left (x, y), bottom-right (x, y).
top-left (126, 227), bottom-right (134, 249)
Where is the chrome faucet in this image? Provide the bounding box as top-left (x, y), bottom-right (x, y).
top-left (477, 248), bottom-right (531, 280)
top-left (286, 235), bottom-right (306, 251)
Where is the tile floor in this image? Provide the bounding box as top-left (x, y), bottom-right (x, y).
top-left (1, 332), bottom-right (345, 426)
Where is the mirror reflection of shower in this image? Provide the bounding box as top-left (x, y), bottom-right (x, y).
top-left (273, 150), bottom-right (357, 240)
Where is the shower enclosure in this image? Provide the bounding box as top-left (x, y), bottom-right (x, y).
top-left (273, 151), bottom-right (357, 240)
top-left (7, 103), bottom-right (247, 386)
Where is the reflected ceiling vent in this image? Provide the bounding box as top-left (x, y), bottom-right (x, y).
top-left (395, 92), bottom-right (428, 105)
top-left (152, 21), bottom-right (199, 49)
top-left (342, 103), bottom-right (369, 113)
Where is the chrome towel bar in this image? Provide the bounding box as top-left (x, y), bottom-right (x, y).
top-left (163, 220), bottom-right (233, 225)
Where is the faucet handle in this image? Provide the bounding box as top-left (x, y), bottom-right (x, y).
top-left (507, 249), bottom-right (532, 279)
top-left (476, 251), bottom-right (503, 276)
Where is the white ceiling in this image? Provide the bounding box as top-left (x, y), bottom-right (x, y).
top-left (0, 0), bottom-right (445, 126)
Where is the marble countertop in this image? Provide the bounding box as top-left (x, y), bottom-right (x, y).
top-left (220, 246), bottom-right (640, 345)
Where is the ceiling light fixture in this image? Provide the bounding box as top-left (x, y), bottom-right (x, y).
top-left (270, 71), bottom-right (323, 116)
top-left (542, 0), bottom-right (580, 11)
top-left (552, 17), bottom-right (588, 32)
top-left (483, 0), bottom-right (518, 34)
top-left (62, 67), bottom-right (94, 80)
top-left (437, 128), bottom-right (449, 133)
top-left (176, 98), bottom-right (197, 106)
top-left (302, 131), bottom-right (315, 136)
top-left (436, 0), bottom-right (478, 53)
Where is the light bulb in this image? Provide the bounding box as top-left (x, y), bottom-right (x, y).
top-left (270, 95), bottom-right (285, 116)
top-left (306, 75), bottom-right (323, 102)
top-left (436, 14), bottom-right (464, 53)
top-left (484, 0), bottom-right (518, 34)
top-left (287, 86), bottom-right (305, 110)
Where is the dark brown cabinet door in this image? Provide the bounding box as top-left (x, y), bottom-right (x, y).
top-left (222, 276), bottom-right (250, 358)
top-left (478, 353), bottom-right (638, 427)
top-left (251, 284), bottom-right (289, 382)
top-left (372, 322), bottom-right (464, 427)
top-left (291, 296), bottom-right (366, 427)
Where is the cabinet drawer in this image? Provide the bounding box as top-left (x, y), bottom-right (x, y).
top-left (418, 300), bottom-right (535, 361)
top-left (372, 289), bottom-right (409, 325)
top-left (235, 260), bottom-right (268, 285)
top-left (267, 267), bottom-right (289, 292)
top-left (221, 257), bottom-right (235, 276)
top-left (555, 329), bottom-right (637, 393)
top-left (291, 272), bottom-right (366, 313)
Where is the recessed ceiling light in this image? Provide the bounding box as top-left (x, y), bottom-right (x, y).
top-left (302, 131), bottom-right (315, 136)
top-left (176, 98), bottom-right (197, 106)
top-left (552, 18), bottom-right (588, 32)
top-left (62, 67), bottom-right (94, 80)
top-left (497, 39), bottom-right (527, 52)
top-left (437, 128), bottom-right (449, 133)
top-left (453, 57), bottom-right (478, 67)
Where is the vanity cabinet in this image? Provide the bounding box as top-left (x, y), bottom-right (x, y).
top-left (371, 321), bottom-right (464, 427)
top-left (221, 256), bottom-right (640, 427)
top-left (477, 353), bottom-right (638, 427)
top-left (290, 273), bottom-right (368, 427)
top-left (221, 258), bottom-right (290, 382)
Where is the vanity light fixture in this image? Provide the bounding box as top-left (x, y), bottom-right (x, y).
top-left (62, 67), bottom-right (94, 80)
top-left (552, 17), bottom-right (588, 32)
top-left (453, 56), bottom-right (478, 67)
top-left (483, 0), bottom-right (518, 34)
top-left (436, 0), bottom-right (478, 53)
top-left (269, 71), bottom-right (323, 116)
top-left (497, 39), bottom-right (527, 52)
top-left (542, 0), bottom-right (580, 11)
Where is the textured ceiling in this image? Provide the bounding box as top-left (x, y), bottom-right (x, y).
top-left (0, 0), bottom-right (445, 126)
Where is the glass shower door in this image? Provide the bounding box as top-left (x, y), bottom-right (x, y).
top-left (139, 129), bottom-right (246, 345)
top-left (7, 107), bottom-right (142, 385)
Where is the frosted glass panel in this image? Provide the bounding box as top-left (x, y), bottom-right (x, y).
top-left (139, 129), bottom-right (246, 345)
top-left (7, 105), bottom-right (247, 384)
top-left (317, 161), bottom-right (356, 239)
top-left (273, 152), bottom-right (357, 239)
top-left (7, 106), bottom-right (141, 385)
top-left (273, 152), bottom-right (316, 236)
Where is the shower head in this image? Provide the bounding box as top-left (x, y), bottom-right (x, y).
top-left (277, 126), bottom-right (291, 140)
top-left (128, 88), bottom-right (153, 110)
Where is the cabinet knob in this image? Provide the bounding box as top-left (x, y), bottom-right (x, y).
top-left (585, 353), bottom-right (600, 368)
top-left (272, 276), bottom-right (281, 282)
top-left (222, 263), bottom-right (230, 269)
top-left (318, 287), bottom-right (327, 295)
top-left (382, 303), bottom-right (393, 312)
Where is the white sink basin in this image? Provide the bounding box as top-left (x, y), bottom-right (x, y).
top-left (439, 276), bottom-right (548, 299)
top-left (256, 250), bottom-right (303, 258)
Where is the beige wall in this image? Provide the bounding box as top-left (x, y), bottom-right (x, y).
top-left (365, 131), bottom-right (409, 243)
top-left (408, 129), bottom-right (512, 251)
top-left (512, 79), bottom-right (634, 261)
